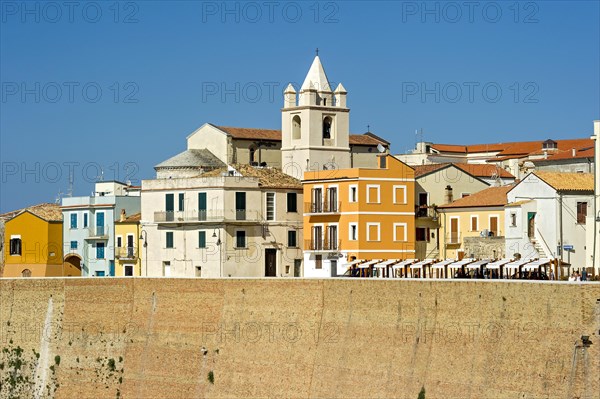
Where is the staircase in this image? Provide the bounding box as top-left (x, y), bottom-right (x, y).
top-left (531, 240), bottom-right (547, 258)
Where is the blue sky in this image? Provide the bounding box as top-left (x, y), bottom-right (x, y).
top-left (1, 0), bottom-right (599, 212)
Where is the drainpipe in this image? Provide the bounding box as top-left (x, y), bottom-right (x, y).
top-left (559, 193), bottom-right (564, 274)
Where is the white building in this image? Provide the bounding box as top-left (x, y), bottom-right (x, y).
top-left (505, 171), bottom-right (594, 276)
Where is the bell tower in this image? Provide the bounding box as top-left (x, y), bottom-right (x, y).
top-left (281, 54), bottom-right (351, 179)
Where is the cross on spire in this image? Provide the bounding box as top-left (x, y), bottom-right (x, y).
top-left (367, 125), bottom-right (370, 132)
top-left (315, 47), bottom-right (319, 56)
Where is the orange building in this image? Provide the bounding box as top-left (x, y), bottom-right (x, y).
top-left (302, 155), bottom-right (415, 277)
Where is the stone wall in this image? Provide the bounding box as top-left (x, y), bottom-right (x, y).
top-left (0, 278), bottom-right (599, 398)
top-left (464, 236), bottom-right (506, 259)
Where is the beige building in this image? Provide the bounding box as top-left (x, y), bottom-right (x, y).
top-left (141, 165), bottom-right (303, 277)
top-left (437, 185), bottom-right (513, 260)
top-left (412, 163), bottom-right (491, 260)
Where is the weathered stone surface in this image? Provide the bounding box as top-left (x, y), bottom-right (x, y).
top-left (1, 278), bottom-right (599, 398)
top-left (464, 236), bottom-right (506, 259)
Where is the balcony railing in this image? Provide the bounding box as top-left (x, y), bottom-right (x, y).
top-left (415, 205), bottom-right (437, 218)
top-left (116, 247), bottom-right (137, 259)
top-left (446, 233), bottom-right (461, 244)
top-left (304, 238), bottom-right (342, 251)
top-left (154, 210), bottom-right (261, 223)
top-left (304, 201), bottom-right (342, 214)
top-left (87, 226), bottom-right (108, 238)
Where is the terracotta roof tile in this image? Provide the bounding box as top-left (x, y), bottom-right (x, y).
top-left (438, 185), bottom-right (513, 209)
top-left (532, 171), bottom-right (594, 192)
top-left (199, 164), bottom-right (302, 189)
top-left (117, 212), bottom-right (141, 223)
top-left (213, 125), bottom-right (389, 147)
top-left (0, 203), bottom-right (63, 222)
top-left (454, 163), bottom-right (514, 179)
top-left (412, 163), bottom-right (449, 178)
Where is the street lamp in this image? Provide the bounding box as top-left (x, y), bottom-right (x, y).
top-left (212, 227), bottom-right (223, 277)
top-left (139, 229), bottom-right (148, 276)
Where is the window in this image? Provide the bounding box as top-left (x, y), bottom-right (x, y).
top-left (393, 185), bottom-right (407, 204)
top-left (249, 146), bottom-right (256, 164)
top-left (96, 243), bottom-right (105, 259)
top-left (287, 192), bottom-right (297, 212)
top-left (163, 261), bottom-right (171, 277)
top-left (577, 202), bottom-right (587, 224)
top-left (349, 223), bottom-right (358, 240)
top-left (83, 213), bottom-right (88, 228)
top-left (327, 187), bottom-right (338, 212)
top-left (124, 265), bottom-right (134, 277)
top-left (9, 237), bottom-right (21, 255)
top-left (327, 225), bottom-right (338, 249)
top-left (165, 193), bottom-right (174, 212)
top-left (312, 226), bottom-right (323, 250)
top-left (21, 269), bottom-right (32, 278)
top-left (166, 232), bottom-right (174, 248)
top-left (349, 185), bottom-right (357, 202)
top-left (315, 254), bottom-right (322, 269)
top-left (236, 192), bottom-right (246, 220)
top-left (367, 223), bottom-right (380, 241)
top-left (288, 230), bottom-right (297, 247)
top-left (70, 213), bottom-right (77, 229)
top-left (198, 192), bottom-right (207, 221)
top-left (198, 231), bottom-right (206, 248)
top-left (379, 156), bottom-right (387, 168)
top-left (366, 185), bottom-right (380, 203)
top-left (292, 115), bottom-right (301, 140)
top-left (393, 223), bottom-right (407, 242)
top-left (510, 213), bottom-right (517, 227)
top-left (416, 228), bottom-right (429, 242)
top-left (418, 192), bottom-right (429, 207)
top-left (70, 241), bottom-right (78, 250)
top-left (96, 271), bottom-right (105, 277)
top-left (470, 216), bottom-right (478, 232)
top-left (236, 230), bottom-right (246, 248)
top-left (266, 192), bottom-right (275, 221)
top-left (489, 216), bottom-right (499, 236)
top-left (311, 187), bottom-right (323, 212)
top-left (322, 116), bottom-right (332, 139)
top-left (178, 193), bottom-right (185, 211)
top-left (117, 236), bottom-right (122, 248)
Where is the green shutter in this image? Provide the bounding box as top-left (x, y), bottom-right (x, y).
top-left (166, 194), bottom-right (174, 212)
top-left (166, 232), bottom-right (173, 248)
top-left (199, 231), bottom-right (206, 248)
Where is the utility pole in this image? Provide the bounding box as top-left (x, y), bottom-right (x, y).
top-left (592, 120), bottom-right (600, 275)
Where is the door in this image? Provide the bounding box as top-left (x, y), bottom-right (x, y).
top-left (235, 192), bottom-right (246, 220)
top-left (294, 259), bottom-right (301, 277)
top-left (96, 212), bottom-right (104, 236)
top-left (312, 188), bottom-right (322, 212)
top-left (450, 218), bottom-right (459, 244)
top-left (124, 265), bottom-right (134, 277)
top-left (127, 235), bottom-right (134, 257)
top-left (166, 193), bottom-right (174, 221)
top-left (490, 216), bottom-right (499, 236)
top-left (328, 187), bottom-right (337, 212)
top-left (527, 212), bottom-right (536, 238)
top-left (265, 249), bottom-right (277, 277)
top-left (330, 259), bottom-right (337, 277)
top-left (109, 261), bottom-right (115, 277)
top-left (313, 226), bottom-right (323, 250)
top-left (198, 192), bottom-right (207, 221)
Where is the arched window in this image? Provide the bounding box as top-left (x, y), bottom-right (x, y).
top-left (323, 116), bottom-right (332, 139)
top-left (249, 146), bottom-right (256, 164)
top-left (21, 269), bottom-right (32, 277)
top-left (292, 115), bottom-right (301, 140)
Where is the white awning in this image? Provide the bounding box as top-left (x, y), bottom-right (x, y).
top-left (522, 258), bottom-right (552, 270)
top-left (392, 259), bottom-right (419, 269)
top-left (358, 259), bottom-right (380, 268)
top-left (448, 258), bottom-right (476, 268)
top-left (431, 259), bottom-right (455, 269)
top-left (486, 258), bottom-right (512, 269)
top-left (504, 259), bottom-right (533, 269)
top-left (466, 259), bottom-right (491, 269)
top-left (374, 259), bottom-right (398, 268)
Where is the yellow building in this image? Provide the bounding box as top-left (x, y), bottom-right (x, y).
top-left (2, 203), bottom-right (80, 277)
top-left (302, 155), bottom-right (415, 277)
top-left (114, 211), bottom-right (142, 276)
top-left (437, 185), bottom-right (512, 260)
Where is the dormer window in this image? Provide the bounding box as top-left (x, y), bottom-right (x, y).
top-left (542, 139), bottom-right (557, 150)
top-left (323, 116), bottom-right (332, 139)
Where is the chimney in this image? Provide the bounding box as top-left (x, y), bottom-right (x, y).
top-left (572, 148), bottom-right (576, 157)
top-left (444, 185), bottom-right (453, 204)
top-left (120, 209), bottom-right (126, 222)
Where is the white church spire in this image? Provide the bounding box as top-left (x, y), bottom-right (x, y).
top-left (300, 55), bottom-right (332, 92)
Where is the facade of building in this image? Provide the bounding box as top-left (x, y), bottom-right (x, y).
top-left (61, 181), bottom-right (141, 276)
top-left (413, 163), bottom-right (491, 260)
top-left (302, 155), bottom-right (415, 277)
top-left (141, 164), bottom-right (303, 277)
top-left (438, 185), bottom-right (512, 260)
top-left (2, 203), bottom-right (79, 277)
top-left (115, 211), bottom-right (142, 277)
top-left (505, 171), bottom-right (594, 275)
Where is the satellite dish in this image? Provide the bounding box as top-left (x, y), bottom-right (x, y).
top-left (377, 143), bottom-right (385, 153)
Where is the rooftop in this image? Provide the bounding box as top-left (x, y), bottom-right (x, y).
top-left (155, 149), bottom-right (226, 170)
top-left (531, 171), bottom-right (594, 192)
top-left (438, 185), bottom-right (513, 209)
top-left (199, 164), bottom-right (302, 189)
top-left (411, 163), bottom-right (514, 180)
top-left (117, 212), bottom-right (141, 223)
top-left (0, 203), bottom-right (63, 222)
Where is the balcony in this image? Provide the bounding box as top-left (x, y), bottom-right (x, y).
top-left (446, 233), bottom-right (461, 245)
top-left (304, 201), bottom-right (342, 215)
top-left (116, 247), bottom-right (137, 259)
top-left (415, 205), bottom-right (437, 219)
top-left (86, 226), bottom-right (109, 239)
top-left (154, 210), bottom-right (261, 223)
top-left (304, 238), bottom-right (342, 252)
